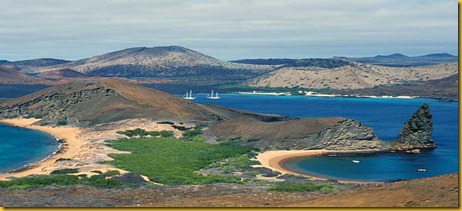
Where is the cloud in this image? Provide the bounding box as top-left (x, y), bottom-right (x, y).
top-left (0, 0), bottom-right (457, 60)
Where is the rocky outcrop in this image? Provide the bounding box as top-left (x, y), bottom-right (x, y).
top-left (310, 119), bottom-right (387, 150)
top-left (209, 118), bottom-right (388, 151)
top-left (393, 103), bottom-right (436, 150)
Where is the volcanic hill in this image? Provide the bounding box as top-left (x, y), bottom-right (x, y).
top-left (248, 61), bottom-right (457, 90)
top-left (0, 78), bottom-right (292, 126)
top-left (36, 46), bottom-right (274, 80)
top-left (0, 66), bottom-right (36, 84)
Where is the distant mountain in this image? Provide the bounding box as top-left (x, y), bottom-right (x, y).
top-left (331, 74), bottom-right (459, 101)
top-left (36, 69), bottom-right (88, 79)
top-left (230, 58), bottom-right (296, 65)
top-left (349, 53), bottom-right (457, 67)
top-left (248, 62), bottom-right (458, 90)
top-left (37, 46), bottom-right (274, 80)
top-left (3, 58), bottom-right (71, 73)
top-left (417, 53), bottom-right (456, 58)
top-left (230, 58), bottom-right (353, 68)
top-left (0, 66), bottom-right (36, 83)
top-left (373, 53), bottom-right (408, 59)
top-left (0, 60), bottom-right (9, 65)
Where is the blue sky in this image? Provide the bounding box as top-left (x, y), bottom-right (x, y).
top-left (0, 0), bottom-right (457, 61)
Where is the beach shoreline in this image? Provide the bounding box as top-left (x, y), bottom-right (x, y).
top-left (0, 118), bottom-right (85, 179)
top-left (0, 118), bottom-right (184, 180)
top-left (256, 149), bottom-right (385, 184)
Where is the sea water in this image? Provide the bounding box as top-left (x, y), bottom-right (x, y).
top-left (0, 123), bottom-right (59, 173)
top-left (192, 94), bottom-right (458, 182)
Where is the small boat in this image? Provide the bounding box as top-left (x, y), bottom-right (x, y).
top-left (352, 160), bottom-right (360, 164)
top-left (417, 168), bottom-right (426, 172)
top-left (183, 90), bottom-right (196, 100)
top-left (206, 90), bottom-right (220, 99)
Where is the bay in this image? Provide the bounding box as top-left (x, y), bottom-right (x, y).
top-left (0, 123), bottom-right (59, 173)
top-left (192, 93), bottom-right (458, 182)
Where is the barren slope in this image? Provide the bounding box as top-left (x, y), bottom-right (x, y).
top-left (37, 46), bottom-right (274, 79)
top-left (0, 66), bottom-right (36, 83)
top-left (0, 78), bottom-right (228, 126)
top-left (0, 173), bottom-right (456, 207)
top-left (249, 62), bottom-right (457, 90)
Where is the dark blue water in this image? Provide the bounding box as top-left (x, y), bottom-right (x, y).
top-left (0, 123), bottom-right (59, 173)
top-left (191, 93), bottom-right (458, 182)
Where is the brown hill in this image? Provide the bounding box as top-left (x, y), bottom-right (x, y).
top-left (0, 79), bottom-right (225, 126)
top-left (0, 173), bottom-right (456, 207)
top-left (36, 46), bottom-right (274, 80)
top-left (249, 62), bottom-right (457, 90)
top-left (208, 117), bottom-right (387, 150)
top-left (2, 58), bottom-right (71, 73)
top-left (36, 69), bottom-right (88, 79)
top-left (0, 78), bottom-right (290, 126)
top-left (0, 66), bottom-right (36, 84)
top-left (332, 74), bottom-right (459, 101)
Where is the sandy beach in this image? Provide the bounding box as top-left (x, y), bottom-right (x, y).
top-left (0, 118), bottom-right (85, 179)
top-left (256, 149), bottom-right (383, 183)
top-left (0, 118), bottom-right (183, 180)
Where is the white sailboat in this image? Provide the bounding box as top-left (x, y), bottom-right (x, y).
top-left (183, 90), bottom-right (196, 100)
top-left (206, 90), bottom-right (220, 99)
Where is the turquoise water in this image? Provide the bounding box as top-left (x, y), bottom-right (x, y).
top-left (192, 94), bottom-right (458, 182)
top-left (0, 123), bottom-right (59, 173)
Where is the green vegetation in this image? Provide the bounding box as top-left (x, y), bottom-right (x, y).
top-left (116, 128), bottom-right (173, 138)
top-left (159, 130), bottom-right (174, 138)
top-left (56, 158), bottom-right (73, 162)
top-left (103, 170), bottom-right (121, 177)
top-left (172, 125), bottom-right (189, 131)
top-left (181, 127), bottom-right (203, 141)
top-left (268, 183), bottom-right (336, 192)
top-left (157, 121), bottom-right (174, 125)
top-left (57, 120), bottom-right (68, 125)
top-left (50, 168), bottom-right (79, 175)
top-left (207, 154), bottom-right (259, 172)
top-left (0, 173), bottom-right (123, 190)
top-left (107, 137), bottom-right (253, 185)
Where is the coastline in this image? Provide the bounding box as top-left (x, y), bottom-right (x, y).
top-left (256, 149), bottom-right (385, 184)
top-left (0, 118), bottom-right (183, 180)
top-left (0, 118), bottom-right (85, 179)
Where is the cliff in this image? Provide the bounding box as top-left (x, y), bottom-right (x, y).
top-left (208, 117), bottom-right (388, 151)
top-left (392, 103), bottom-right (436, 150)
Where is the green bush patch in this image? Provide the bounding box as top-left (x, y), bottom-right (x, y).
top-left (269, 183), bottom-right (336, 192)
top-left (50, 168), bottom-right (79, 175)
top-left (107, 137), bottom-right (253, 185)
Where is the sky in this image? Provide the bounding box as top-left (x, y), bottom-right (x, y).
top-left (0, 0), bottom-right (458, 61)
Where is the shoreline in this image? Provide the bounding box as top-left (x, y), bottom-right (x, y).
top-left (0, 118), bottom-right (183, 180)
top-left (256, 149), bottom-right (386, 184)
top-left (0, 118), bottom-right (85, 179)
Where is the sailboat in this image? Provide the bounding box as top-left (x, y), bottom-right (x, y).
top-left (183, 90), bottom-right (196, 100)
top-left (206, 90), bottom-right (220, 99)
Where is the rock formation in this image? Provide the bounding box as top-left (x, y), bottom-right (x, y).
top-left (394, 103), bottom-right (436, 150)
top-left (209, 117), bottom-right (388, 151)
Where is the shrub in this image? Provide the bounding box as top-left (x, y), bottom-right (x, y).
top-left (159, 130), bottom-right (174, 138)
top-left (268, 183), bottom-right (336, 192)
top-left (56, 158), bottom-right (72, 162)
top-left (103, 170), bottom-right (121, 177)
top-left (157, 121), bottom-right (174, 125)
top-left (50, 168), bottom-right (79, 175)
top-left (57, 120), bottom-right (68, 126)
top-left (182, 127), bottom-right (202, 141)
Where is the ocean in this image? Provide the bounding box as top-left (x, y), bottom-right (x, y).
top-left (191, 93), bottom-right (459, 182)
top-left (0, 123), bottom-right (59, 173)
